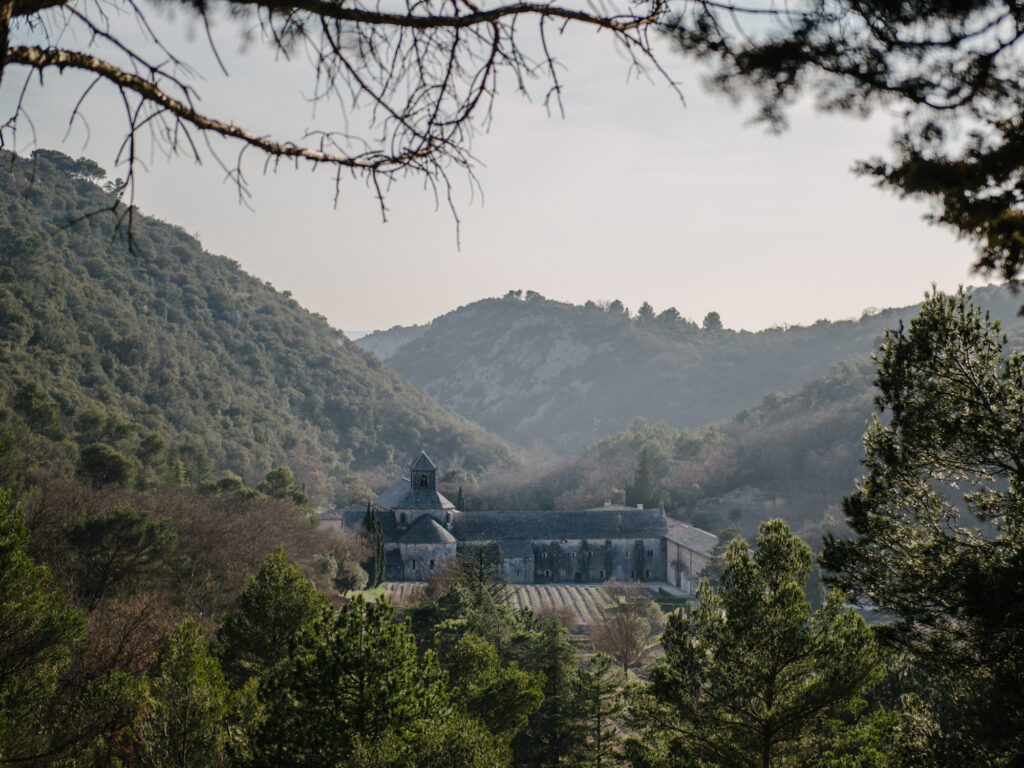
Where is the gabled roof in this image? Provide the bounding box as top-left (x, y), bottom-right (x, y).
top-left (665, 522), bottom-right (718, 556)
top-left (321, 508), bottom-right (400, 539)
top-left (400, 515), bottom-right (456, 544)
top-left (410, 451), bottom-right (436, 471)
top-left (451, 508), bottom-right (671, 542)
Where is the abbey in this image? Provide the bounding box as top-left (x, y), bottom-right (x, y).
top-left (322, 452), bottom-right (716, 594)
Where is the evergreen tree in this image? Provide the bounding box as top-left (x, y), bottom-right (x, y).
top-left (250, 596), bottom-right (500, 767)
top-left (0, 490), bottom-right (84, 764)
top-left (216, 547), bottom-right (332, 688)
top-left (361, 502), bottom-right (385, 588)
top-left (433, 631), bottom-right (544, 745)
top-left (457, 485), bottom-right (466, 510)
top-left (256, 467), bottom-right (309, 508)
top-left (624, 447), bottom-right (658, 510)
top-left (578, 654), bottom-right (624, 768)
top-left (635, 302), bottom-right (656, 326)
top-left (631, 519), bottom-right (883, 768)
top-left (702, 311), bottom-right (723, 333)
top-left (511, 619), bottom-right (590, 768)
top-left (134, 618), bottom-right (232, 768)
top-left (822, 289), bottom-right (1024, 765)
top-left (64, 504), bottom-right (177, 610)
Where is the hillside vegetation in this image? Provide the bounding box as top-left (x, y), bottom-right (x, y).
top-left (458, 297), bottom-right (1024, 542)
top-left (360, 287), bottom-right (1024, 455)
top-left (0, 151), bottom-right (516, 506)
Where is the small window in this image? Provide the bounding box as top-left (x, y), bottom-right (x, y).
top-left (645, 569), bottom-right (651, 579)
top-left (412, 559), bottom-right (417, 569)
top-left (599, 569), bottom-right (605, 579)
top-left (516, 569), bottom-right (521, 577)
top-left (625, 551), bottom-right (629, 559)
top-left (429, 559), bottom-right (435, 569)
top-left (419, 474), bottom-right (428, 487)
top-left (572, 552), bottom-right (577, 558)
top-left (630, 569), bottom-right (636, 579)
top-left (647, 549), bottom-right (653, 558)
top-left (545, 569), bottom-right (551, 578)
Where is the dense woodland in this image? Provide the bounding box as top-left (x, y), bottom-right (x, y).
top-left (0, 151), bottom-right (516, 508)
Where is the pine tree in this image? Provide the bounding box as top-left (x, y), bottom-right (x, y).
top-left (215, 546), bottom-right (332, 688)
top-left (823, 289), bottom-right (1024, 765)
top-left (0, 490), bottom-right (84, 764)
top-left (249, 596), bottom-right (500, 767)
top-left (134, 618), bottom-right (232, 768)
top-left (631, 519), bottom-right (883, 768)
top-left (578, 654), bottom-right (623, 768)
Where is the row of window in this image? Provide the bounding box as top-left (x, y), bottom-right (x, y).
top-left (539, 548), bottom-right (657, 559)
top-left (537, 568), bottom-right (652, 580)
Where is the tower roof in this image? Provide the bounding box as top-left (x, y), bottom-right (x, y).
top-left (410, 451), bottom-right (436, 472)
top-left (400, 516), bottom-right (457, 544)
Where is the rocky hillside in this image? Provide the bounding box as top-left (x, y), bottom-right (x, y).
top-left (359, 289), bottom-right (1024, 454)
top-left (0, 150), bottom-right (517, 506)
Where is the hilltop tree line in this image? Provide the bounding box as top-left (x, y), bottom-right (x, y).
top-left (503, 290), bottom-right (726, 337)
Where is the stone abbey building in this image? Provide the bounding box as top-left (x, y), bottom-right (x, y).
top-left (322, 452), bottom-right (717, 595)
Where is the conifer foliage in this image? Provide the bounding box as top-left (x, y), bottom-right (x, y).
top-left (632, 519), bottom-right (883, 768)
top-left (823, 289), bottom-right (1024, 764)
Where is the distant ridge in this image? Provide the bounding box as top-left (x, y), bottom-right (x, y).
top-left (357, 286), bottom-right (1024, 455)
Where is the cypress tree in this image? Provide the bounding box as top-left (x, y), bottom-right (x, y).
top-left (362, 502), bottom-right (385, 588)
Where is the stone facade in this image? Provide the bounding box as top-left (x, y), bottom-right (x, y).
top-left (321, 452), bottom-right (717, 595)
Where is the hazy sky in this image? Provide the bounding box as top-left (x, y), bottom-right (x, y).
top-left (4, 9), bottom-right (987, 335)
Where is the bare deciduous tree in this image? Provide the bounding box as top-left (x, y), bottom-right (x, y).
top-left (591, 580), bottom-right (663, 672)
top-left (0, 0), bottom-right (673, 215)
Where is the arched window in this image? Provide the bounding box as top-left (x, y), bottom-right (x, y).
top-left (599, 569), bottom-right (605, 579)
top-left (645, 569), bottom-right (651, 579)
top-left (419, 474), bottom-right (428, 487)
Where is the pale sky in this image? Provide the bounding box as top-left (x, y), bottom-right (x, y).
top-left (3, 7), bottom-right (986, 336)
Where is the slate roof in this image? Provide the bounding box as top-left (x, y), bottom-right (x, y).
top-left (322, 508), bottom-right (400, 539)
top-left (320, 507), bottom-right (716, 557)
top-left (410, 451), bottom-right (437, 471)
top-left (451, 508), bottom-right (671, 542)
top-left (374, 478), bottom-right (455, 511)
top-left (400, 515), bottom-right (457, 544)
top-left (665, 522), bottom-right (718, 555)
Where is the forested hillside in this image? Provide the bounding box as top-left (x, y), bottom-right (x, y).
top-left (0, 151), bottom-right (516, 506)
top-left (360, 286), bottom-right (1024, 454)
top-left (458, 300), bottom-right (1024, 542)
top-left (457, 361), bottom-right (875, 533)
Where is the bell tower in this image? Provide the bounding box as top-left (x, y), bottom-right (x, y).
top-left (410, 451), bottom-right (436, 491)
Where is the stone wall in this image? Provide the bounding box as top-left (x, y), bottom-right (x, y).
top-left (530, 538), bottom-right (667, 584)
